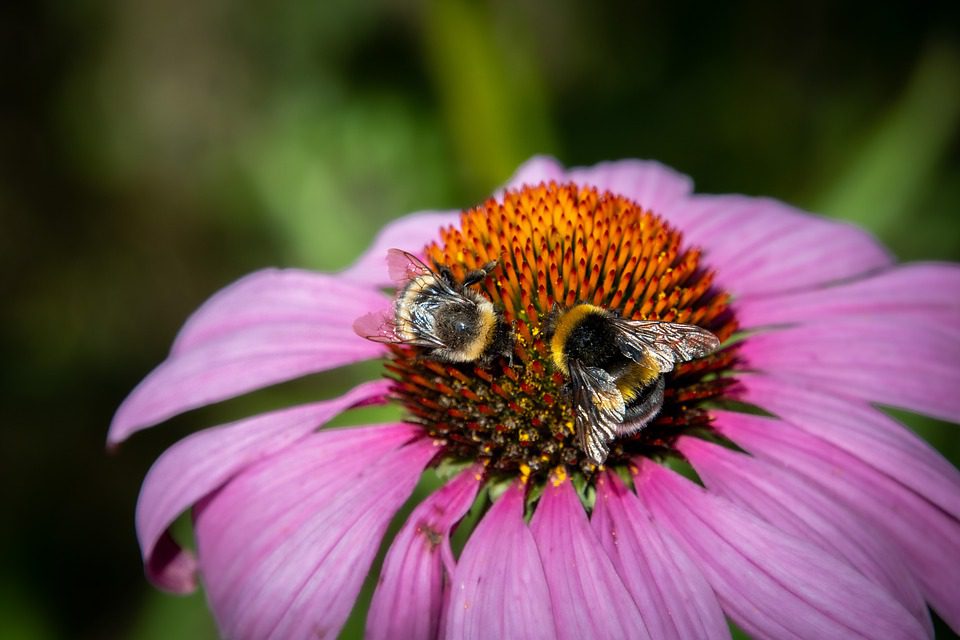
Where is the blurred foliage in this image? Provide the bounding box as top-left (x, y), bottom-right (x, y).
top-left (2, 0), bottom-right (959, 638)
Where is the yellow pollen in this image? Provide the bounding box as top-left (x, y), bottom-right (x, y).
top-left (551, 465), bottom-right (568, 487)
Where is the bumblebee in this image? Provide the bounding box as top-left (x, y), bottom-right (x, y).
top-left (354, 249), bottom-right (514, 363)
top-left (548, 304), bottom-right (721, 464)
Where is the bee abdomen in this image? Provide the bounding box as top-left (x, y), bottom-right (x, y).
top-left (618, 375), bottom-right (665, 436)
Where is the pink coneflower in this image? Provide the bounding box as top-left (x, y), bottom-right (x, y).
top-left (111, 156), bottom-right (960, 639)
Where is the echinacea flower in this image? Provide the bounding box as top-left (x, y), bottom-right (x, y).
top-left (111, 156), bottom-right (960, 639)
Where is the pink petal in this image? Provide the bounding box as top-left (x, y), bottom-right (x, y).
top-left (678, 436), bottom-right (931, 636)
top-left (564, 160), bottom-right (694, 215)
top-left (738, 375), bottom-right (960, 520)
top-left (194, 425), bottom-right (436, 640)
top-left (109, 272), bottom-right (388, 444)
top-left (665, 195), bottom-right (892, 298)
top-left (636, 460), bottom-right (927, 640)
top-left (135, 379), bottom-right (389, 593)
top-left (505, 156), bottom-right (694, 218)
top-left (367, 466), bottom-right (483, 640)
top-left (444, 482), bottom-right (557, 640)
top-left (529, 476), bottom-right (649, 639)
top-left (169, 269), bottom-right (381, 355)
top-left (197, 424), bottom-right (419, 590)
top-left (736, 263), bottom-right (960, 328)
top-left (503, 155), bottom-right (567, 189)
top-left (740, 318), bottom-right (960, 423)
top-left (340, 210), bottom-right (461, 287)
top-left (592, 472), bottom-right (729, 640)
top-left (714, 410), bottom-right (960, 632)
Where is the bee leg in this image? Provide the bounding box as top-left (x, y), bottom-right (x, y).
top-left (487, 319), bottom-right (515, 365)
top-left (540, 303), bottom-right (563, 340)
top-left (461, 268), bottom-right (490, 287)
top-left (617, 376), bottom-right (665, 436)
top-left (435, 264), bottom-right (458, 286)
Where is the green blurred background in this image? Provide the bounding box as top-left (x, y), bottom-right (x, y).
top-left (3, 1), bottom-right (960, 638)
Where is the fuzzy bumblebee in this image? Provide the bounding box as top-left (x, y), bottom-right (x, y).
top-left (354, 249), bottom-right (514, 364)
top-left (547, 303), bottom-right (720, 464)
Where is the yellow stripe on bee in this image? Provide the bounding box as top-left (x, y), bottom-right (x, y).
top-left (550, 304), bottom-right (605, 374)
top-left (616, 356), bottom-right (660, 402)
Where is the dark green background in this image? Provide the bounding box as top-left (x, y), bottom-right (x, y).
top-left (3, 1), bottom-right (959, 638)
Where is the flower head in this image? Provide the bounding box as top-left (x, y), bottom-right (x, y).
top-left (112, 157), bottom-right (960, 639)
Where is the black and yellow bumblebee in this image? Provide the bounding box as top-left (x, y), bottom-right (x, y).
top-left (354, 249), bottom-right (514, 363)
top-left (547, 303), bottom-right (721, 464)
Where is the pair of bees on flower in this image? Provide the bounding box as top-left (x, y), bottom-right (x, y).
top-left (356, 250), bottom-right (721, 465)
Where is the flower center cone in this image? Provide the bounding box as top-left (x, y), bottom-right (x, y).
top-left (388, 183), bottom-right (739, 480)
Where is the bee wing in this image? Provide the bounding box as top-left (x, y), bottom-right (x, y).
top-left (353, 308), bottom-right (448, 348)
top-left (386, 248), bottom-right (435, 285)
top-left (569, 360), bottom-right (626, 465)
top-left (611, 318), bottom-right (720, 373)
top-left (352, 309), bottom-right (400, 343)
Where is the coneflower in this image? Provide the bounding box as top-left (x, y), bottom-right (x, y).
top-left (112, 156), bottom-right (959, 639)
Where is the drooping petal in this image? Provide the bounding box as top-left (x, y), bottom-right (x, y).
top-left (194, 425), bottom-right (435, 640)
top-left (738, 375), bottom-right (960, 520)
top-left (367, 466), bottom-right (482, 640)
top-left (109, 273), bottom-right (389, 444)
top-left (506, 156), bottom-right (694, 220)
top-left (529, 476), bottom-right (649, 640)
top-left (340, 210), bottom-right (461, 287)
top-left (592, 472), bottom-right (729, 640)
top-left (135, 379), bottom-right (389, 593)
top-left (664, 195), bottom-right (892, 298)
top-left (714, 410), bottom-right (960, 632)
top-left (444, 482), bottom-right (557, 640)
top-left (736, 263), bottom-right (960, 328)
top-left (197, 423), bottom-right (420, 593)
top-left (635, 460), bottom-right (926, 640)
top-left (740, 318), bottom-right (960, 423)
top-left (678, 436), bottom-right (932, 636)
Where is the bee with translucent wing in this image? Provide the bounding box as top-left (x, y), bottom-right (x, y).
top-left (354, 249), bottom-right (514, 364)
top-left (547, 303), bottom-right (721, 464)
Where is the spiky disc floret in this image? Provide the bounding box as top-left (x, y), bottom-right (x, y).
top-left (387, 183), bottom-right (738, 480)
